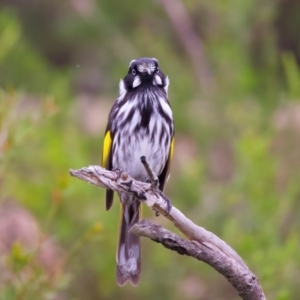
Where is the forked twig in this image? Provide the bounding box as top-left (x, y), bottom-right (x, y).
top-left (140, 156), bottom-right (159, 188)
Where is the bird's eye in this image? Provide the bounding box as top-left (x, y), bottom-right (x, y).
top-left (132, 69), bottom-right (136, 76)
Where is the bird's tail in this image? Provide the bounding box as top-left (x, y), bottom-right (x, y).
top-left (116, 193), bottom-right (141, 286)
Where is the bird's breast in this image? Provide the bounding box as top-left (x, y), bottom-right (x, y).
top-left (112, 121), bottom-right (170, 181)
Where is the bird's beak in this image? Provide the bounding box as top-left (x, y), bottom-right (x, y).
top-left (145, 67), bottom-right (151, 75)
top-left (138, 63), bottom-right (153, 75)
top-left (140, 64), bottom-right (152, 75)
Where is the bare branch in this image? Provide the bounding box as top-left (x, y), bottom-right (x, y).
top-left (70, 166), bottom-right (265, 300)
top-left (131, 220), bottom-right (265, 300)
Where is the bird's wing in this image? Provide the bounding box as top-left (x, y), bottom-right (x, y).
top-left (101, 129), bottom-right (114, 210)
top-left (158, 136), bottom-right (175, 192)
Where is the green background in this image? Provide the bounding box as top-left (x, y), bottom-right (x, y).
top-left (0, 0), bottom-right (300, 299)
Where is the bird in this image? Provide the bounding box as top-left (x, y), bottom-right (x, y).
top-left (101, 57), bottom-right (174, 286)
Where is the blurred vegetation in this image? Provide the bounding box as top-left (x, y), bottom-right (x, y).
top-left (0, 0), bottom-right (300, 299)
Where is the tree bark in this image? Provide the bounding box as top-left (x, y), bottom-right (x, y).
top-left (70, 165), bottom-right (265, 300)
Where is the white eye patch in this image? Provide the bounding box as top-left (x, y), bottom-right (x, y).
top-left (149, 62), bottom-right (156, 72)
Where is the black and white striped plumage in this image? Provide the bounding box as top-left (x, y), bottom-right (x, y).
top-left (102, 57), bottom-right (174, 286)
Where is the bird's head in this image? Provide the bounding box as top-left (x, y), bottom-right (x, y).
top-left (121, 57), bottom-right (169, 93)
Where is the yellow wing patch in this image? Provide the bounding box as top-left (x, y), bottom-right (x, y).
top-left (169, 136), bottom-right (175, 162)
top-left (102, 130), bottom-right (112, 167)
top-left (165, 137), bottom-right (174, 183)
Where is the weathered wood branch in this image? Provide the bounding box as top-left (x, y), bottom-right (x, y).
top-left (131, 220), bottom-right (264, 300)
top-left (70, 165), bottom-right (265, 300)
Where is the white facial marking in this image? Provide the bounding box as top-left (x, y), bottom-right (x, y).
top-left (137, 62), bottom-right (156, 74)
top-left (137, 64), bottom-right (144, 72)
top-left (132, 76), bottom-right (141, 88)
top-left (154, 74), bottom-right (162, 85)
top-left (149, 62), bottom-right (156, 72)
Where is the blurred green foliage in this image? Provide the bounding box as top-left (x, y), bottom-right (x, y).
top-left (1, 1), bottom-right (300, 299)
